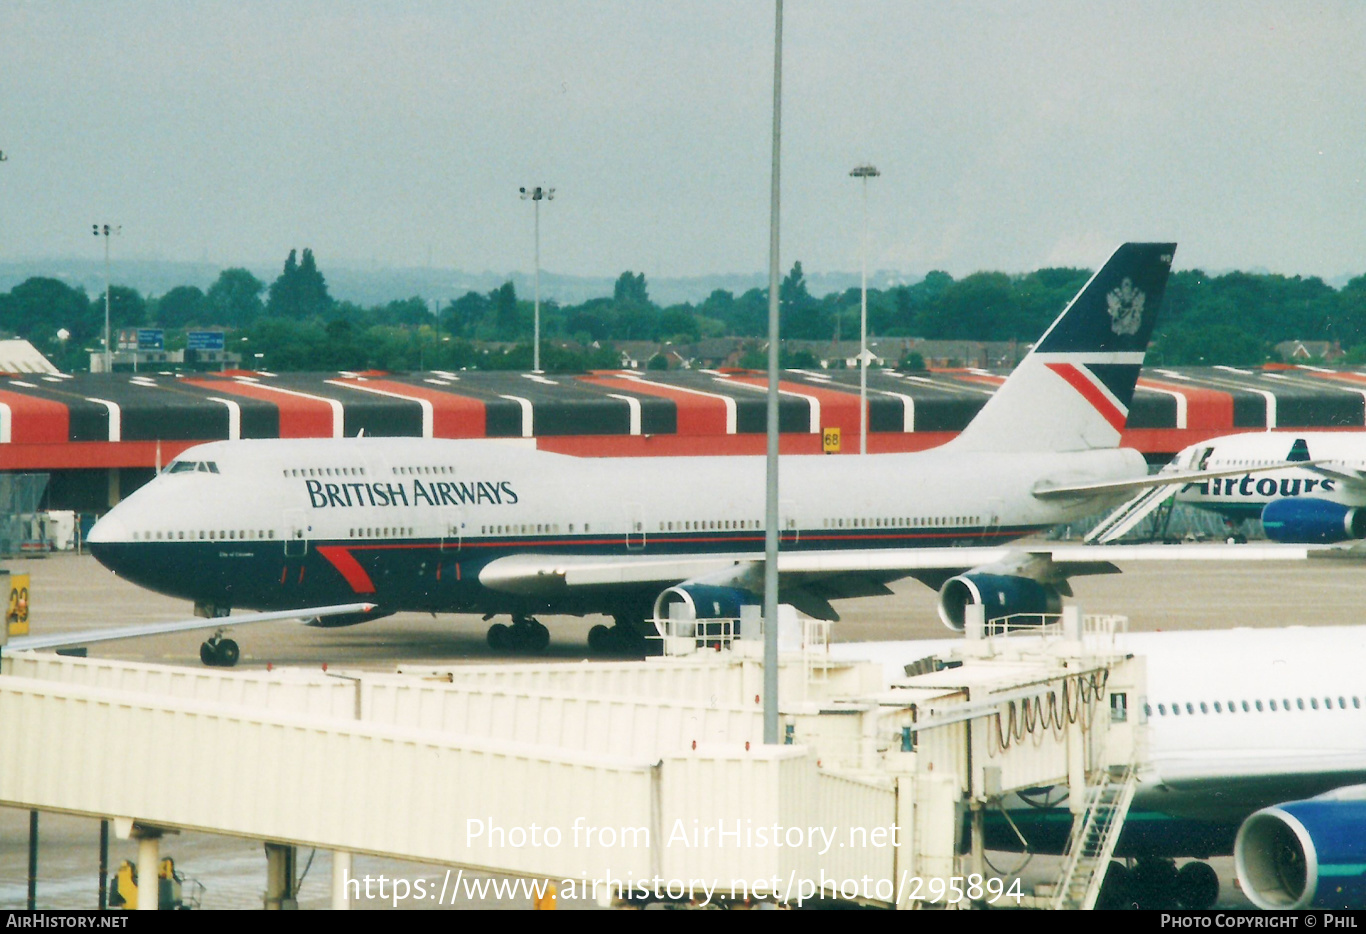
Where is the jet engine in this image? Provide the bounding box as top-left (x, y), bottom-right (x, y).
top-left (937, 572), bottom-right (1063, 632)
top-left (652, 583), bottom-right (755, 626)
top-left (305, 607), bottom-right (393, 628)
top-left (1261, 497), bottom-right (1366, 544)
top-left (1235, 793), bottom-right (1366, 909)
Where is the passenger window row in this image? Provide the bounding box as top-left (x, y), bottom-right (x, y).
top-left (479, 524), bottom-right (567, 535)
top-left (393, 466), bottom-right (460, 476)
top-left (1145, 695), bottom-right (1362, 717)
top-left (283, 467), bottom-right (366, 478)
top-left (821, 516), bottom-right (979, 529)
top-left (134, 529), bottom-right (276, 541)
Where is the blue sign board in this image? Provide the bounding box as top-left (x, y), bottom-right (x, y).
top-left (136, 328), bottom-right (164, 350)
top-left (187, 331), bottom-right (226, 351)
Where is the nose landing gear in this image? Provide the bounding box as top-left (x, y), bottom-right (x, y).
top-left (199, 630), bottom-right (240, 667)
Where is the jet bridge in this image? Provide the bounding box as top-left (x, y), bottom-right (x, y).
top-left (0, 607), bottom-right (1142, 909)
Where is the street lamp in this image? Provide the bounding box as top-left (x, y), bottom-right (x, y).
top-left (849, 163), bottom-right (880, 455)
top-left (519, 186), bottom-right (554, 372)
top-left (91, 224), bottom-right (121, 373)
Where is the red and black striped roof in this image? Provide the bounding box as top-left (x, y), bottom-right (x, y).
top-left (2, 364), bottom-right (1365, 470)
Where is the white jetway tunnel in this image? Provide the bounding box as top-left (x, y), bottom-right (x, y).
top-left (0, 610), bottom-right (1142, 909)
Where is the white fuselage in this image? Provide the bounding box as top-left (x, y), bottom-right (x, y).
top-left (1172, 431), bottom-right (1366, 518)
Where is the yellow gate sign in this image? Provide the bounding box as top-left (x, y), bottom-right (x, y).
top-left (822, 426), bottom-right (842, 454)
top-left (7, 573), bottom-right (30, 637)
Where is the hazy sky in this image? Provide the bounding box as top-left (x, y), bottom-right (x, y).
top-left (2, 1), bottom-right (1364, 281)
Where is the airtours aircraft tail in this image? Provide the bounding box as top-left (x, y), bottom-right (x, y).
top-left (75, 242), bottom-right (1338, 665)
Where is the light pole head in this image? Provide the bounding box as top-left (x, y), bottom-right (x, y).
top-left (849, 164), bottom-right (880, 179)
top-left (520, 186), bottom-right (553, 201)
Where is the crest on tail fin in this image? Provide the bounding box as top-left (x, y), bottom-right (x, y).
top-left (1107, 279), bottom-right (1145, 335)
top-left (951, 243), bottom-right (1176, 454)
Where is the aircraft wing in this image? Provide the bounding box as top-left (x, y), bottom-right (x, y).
top-left (1032, 459), bottom-right (1318, 499)
top-left (479, 543), bottom-right (1349, 619)
top-left (481, 542), bottom-right (1338, 588)
top-left (2, 602), bottom-right (378, 653)
top-left (1306, 462), bottom-right (1366, 490)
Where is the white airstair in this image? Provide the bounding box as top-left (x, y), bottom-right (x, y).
top-left (1050, 762), bottom-right (1138, 910)
top-left (1085, 485), bottom-right (1175, 543)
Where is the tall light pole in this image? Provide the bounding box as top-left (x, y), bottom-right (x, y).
top-left (762, 0), bottom-right (783, 746)
top-left (519, 186), bottom-right (554, 372)
top-left (92, 224), bottom-right (120, 373)
top-left (849, 164), bottom-right (880, 455)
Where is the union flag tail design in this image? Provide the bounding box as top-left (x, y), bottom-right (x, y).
top-left (951, 242), bottom-right (1175, 453)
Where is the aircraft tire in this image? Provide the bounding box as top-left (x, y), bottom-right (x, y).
top-left (200, 642), bottom-right (217, 666)
top-left (587, 624), bottom-right (612, 653)
top-left (1095, 861), bottom-right (1131, 909)
top-left (217, 639), bottom-right (240, 667)
top-left (487, 623), bottom-right (512, 651)
top-left (1174, 860), bottom-right (1219, 910)
top-left (530, 622), bottom-right (550, 651)
top-left (1132, 857), bottom-right (1179, 909)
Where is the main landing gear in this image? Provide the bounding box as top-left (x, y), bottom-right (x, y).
top-left (587, 616), bottom-right (649, 655)
top-left (199, 629), bottom-right (240, 668)
top-left (1097, 857), bottom-right (1220, 910)
top-left (486, 615), bottom-right (550, 653)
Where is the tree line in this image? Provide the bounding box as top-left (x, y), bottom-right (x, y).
top-left (4, 248), bottom-right (1366, 373)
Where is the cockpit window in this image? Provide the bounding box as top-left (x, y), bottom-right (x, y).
top-left (168, 460), bottom-right (219, 474)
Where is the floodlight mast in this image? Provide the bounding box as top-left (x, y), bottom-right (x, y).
top-left (849, 163), bottom-right (880, 454)
top-left (519, 186), bottom-right (555, 372)
top-left (92, 223), bottom-right (121, 373)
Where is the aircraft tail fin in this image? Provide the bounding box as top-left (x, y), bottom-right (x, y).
top-left (950, 242), bottom-right (1176, 453)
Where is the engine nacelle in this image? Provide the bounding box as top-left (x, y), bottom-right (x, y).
top-left (1261, 497), bottom-right (1366, 544)
top-left (937, 573), bottom-right (1062, 632)
top-left (652, 583), bottom-right (755, 627)
top-left (305, 607), bottom-right (392, 628)
top-left (1235, 797), bottom-right (1366, 909)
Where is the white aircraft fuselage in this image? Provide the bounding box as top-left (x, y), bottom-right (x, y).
top-left (87, 436), bottom-right (1145, 620)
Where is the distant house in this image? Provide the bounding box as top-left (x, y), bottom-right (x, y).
top-left (1275, 340), bottom-right (1344, 363)
top-left (780, 337), bottom-right (1027, 370)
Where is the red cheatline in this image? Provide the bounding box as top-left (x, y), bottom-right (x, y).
top-left (316, 546), bottom-right (376, 594)
top-left (1045, 363), bottom-right (1126, 432)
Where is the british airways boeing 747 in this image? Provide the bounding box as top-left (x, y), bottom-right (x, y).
top-left (78, 243), bottom-right (1327, 664)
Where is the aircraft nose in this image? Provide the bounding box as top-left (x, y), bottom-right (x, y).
top-left (87, 511), bottom-right (128, 544)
